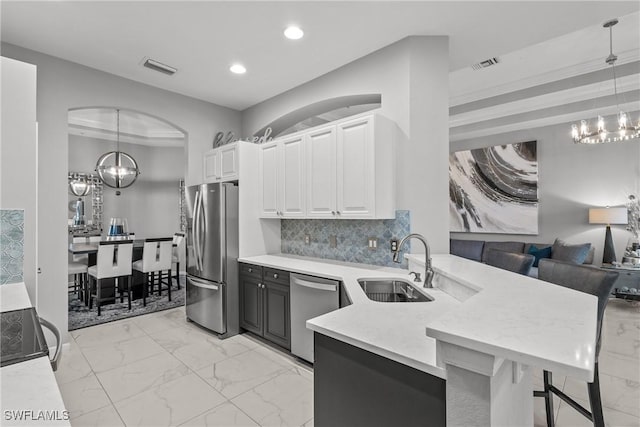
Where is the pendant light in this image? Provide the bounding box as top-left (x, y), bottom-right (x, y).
top-left (571, 18), bottom-right (640, 144)
top-left (95, 109), bottom-right (140, 189)
top-left (68, 172), bottom-right (92, 197)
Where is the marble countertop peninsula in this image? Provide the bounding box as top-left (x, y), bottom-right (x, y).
top-left (1, 282), bottom-right (70, 426)
top-left (238, 254), bottom-right (461, 379)
top-left (239, 253), bottom-right (598, 382)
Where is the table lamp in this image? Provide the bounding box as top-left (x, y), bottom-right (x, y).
top-left (589, 206), bottom-right (628, 264)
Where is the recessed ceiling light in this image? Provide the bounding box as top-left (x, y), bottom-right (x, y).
top-left (230, 64), bottom-right (247, 74)
top-left (284, 26), bottom-right (304, 40)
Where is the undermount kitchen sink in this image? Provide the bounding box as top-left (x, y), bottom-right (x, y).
top-left (358, 278), bottom-right (433, 303)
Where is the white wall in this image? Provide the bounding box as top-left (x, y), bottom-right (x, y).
top-left (2, 43), bottom-right (241, 340)
top-left (242, 36), bottom-right (450, 254)
top-left (450, 117), bottom-right (640, 266)
top-left (0, 57), bottom-right (37, 300)
top-left (68, 134), bottom-right (184, 238)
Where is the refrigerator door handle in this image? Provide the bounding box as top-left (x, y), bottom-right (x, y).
top-left (199, 189), bottom-right (206, 271)
top-left (189, 276), bottom-right (222, 291)
top-left (193, 189), bottom-right (202, 272)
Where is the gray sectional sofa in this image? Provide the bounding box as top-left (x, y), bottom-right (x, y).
top-left (450, 238), bottom-right (595, 277)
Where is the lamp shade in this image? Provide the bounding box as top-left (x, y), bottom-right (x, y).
top-left (588, 207), bottom-right (628, 225)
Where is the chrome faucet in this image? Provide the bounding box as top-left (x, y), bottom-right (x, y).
top-left (393, 233), bottom-right (434, 288)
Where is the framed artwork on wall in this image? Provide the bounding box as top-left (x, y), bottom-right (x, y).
top-left (449, 140), bottom-right (538, 234)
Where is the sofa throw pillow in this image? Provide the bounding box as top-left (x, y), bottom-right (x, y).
top-left (527, 245), bottom-right (552, 267)
top-left (551, 239), bottom-right (591, 264)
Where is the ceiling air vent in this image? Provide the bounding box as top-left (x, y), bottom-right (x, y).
top-left (142, 58), bottom-right (177, 76)
top-left (472, 57), bottom-right (500, 70)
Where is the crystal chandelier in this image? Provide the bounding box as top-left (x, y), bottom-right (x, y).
top-left (571, 19), bottom-right (640, 144)
top-left (95, 109), bottom-right (140, 189)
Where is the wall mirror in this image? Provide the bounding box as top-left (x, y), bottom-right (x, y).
top-left (68, 172), bottom-right (103, 236)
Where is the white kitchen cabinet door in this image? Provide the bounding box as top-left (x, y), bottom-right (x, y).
top-left (203, 149), bottom-right (220, 183)
top-left (279, 135), bottom-right (306, 217)
top-left (260, 142), bottom-right (279, 217)
top-left (336, 116), bottom-right (375, 218)
top-left (219, 143), bottom-right (239, 181)
top-left (306, 125), bottom-right (337, 218)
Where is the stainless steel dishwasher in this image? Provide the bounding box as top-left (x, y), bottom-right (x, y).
top-left (290, 273), bottom-right (340, 363)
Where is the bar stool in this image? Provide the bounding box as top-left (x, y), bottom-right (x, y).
top-left (171, 232), bottom-right (185, 289)
top-left (68, 236), bottom-right (100, 300)
top-left (133, 237), bottom-right (173, 306)
top-left (533, 259), bottom-right (619, 427)
top-left (87, 240), bottom-right (134, 316)
top-left (68, 261), bottom-right (87, 300)
top-left (485, 248), bottom-right (535, 275)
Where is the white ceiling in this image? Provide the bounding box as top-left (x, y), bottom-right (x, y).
top-left (2, 1), bottom-right (639, 112)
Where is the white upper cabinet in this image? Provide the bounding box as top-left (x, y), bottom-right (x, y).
top-left (336, 116), bottom-right (375, 218)
top-left (203, 149), bottom-right (220, 183)
top-left (260, 142), bottom-right (279, 217)
top-left (306, 125), bottom-right (337, 218)
top-left (259, 135), bottom-right (306, 218)
top-left (219, 143), bottom-right (239, 181)
top-left (279, 134), bottom-right (306, 217)
top-left (203, 142), bottom-right (240, 183)
top-left (259, 112), bottom-right (395, 219)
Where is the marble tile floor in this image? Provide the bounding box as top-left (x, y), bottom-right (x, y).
top-left (55, 299), bottom-right (639, 426)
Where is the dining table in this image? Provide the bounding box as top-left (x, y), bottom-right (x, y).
top-left (68, 238), bottom-right (176, 305)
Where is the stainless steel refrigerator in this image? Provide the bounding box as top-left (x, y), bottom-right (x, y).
top-left (185, 182), bottom-right (239, 338)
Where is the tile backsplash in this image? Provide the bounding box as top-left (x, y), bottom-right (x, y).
top-left (281, 210), bottom-right (410, 267)
top-left (1, 210), bottom-right (24, 285)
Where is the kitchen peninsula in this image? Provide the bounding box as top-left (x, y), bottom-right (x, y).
top-left (239, 253), bottom-right (598, 426)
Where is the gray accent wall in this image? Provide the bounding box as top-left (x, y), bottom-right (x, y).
top-left (2, 42), bottom-right (241, 342)
top-left (450, 116), bottom-right (640, 266)
top-left (243, 36), bottom-right (451, 256)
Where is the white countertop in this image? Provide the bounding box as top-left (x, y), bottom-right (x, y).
top-left (238, 254), bottom-right (461, 379)
top-left (0, 282), bottom-right (33, 312)
top-left (239, 253), bottom-right (598, 382)
top-left (415, 254), bottom-right (598, 382)
top-left (1, 282), bottom-right (70, 426)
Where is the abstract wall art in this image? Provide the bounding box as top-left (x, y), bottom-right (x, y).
top-left (449, 141), bottom-right (538, 234)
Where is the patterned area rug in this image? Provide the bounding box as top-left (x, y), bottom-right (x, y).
top-left (68, 277), bottom-right (186, 331)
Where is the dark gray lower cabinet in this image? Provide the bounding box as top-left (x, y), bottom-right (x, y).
top-left (239, 270), bottom-right (262, 335)
top-left (263, 281), bottom-right (290, 349)
top-left (314, 333), bottom-right (446, 427)
top-left (239, 263), bottom-right (290, 350)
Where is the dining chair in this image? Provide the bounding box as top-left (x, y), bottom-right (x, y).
top-left (133, 237), bottom-right (173, 306)
top-left (69, 236), bottom-right (100, 301)
top-left (171, 232), bottom-right (185, 289)
top-left (533, 258), bottom-right (619, 427)
top-left (68, 261), bottom-right (88, 300)
top-left (485, 249), bottom-right (535, 275)
top-left (87, 240), bottom-right (134, 316)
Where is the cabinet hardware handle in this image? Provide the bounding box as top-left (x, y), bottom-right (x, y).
top-left (273, 273), bottom-right (278, 279)
top-left (257, 283), bottom-right (261, 288)
top-left (331, 211), bottom-right (336, 215)
top-left (248, 268), bottom-right (252, 273)
top-left (261, 284), bottom-right (265, 288)
top-left (337, 211), bottom-right (341, 215)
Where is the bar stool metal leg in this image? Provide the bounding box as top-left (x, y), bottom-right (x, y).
top-left (97, 279), bottom-right (102, 316)
top-left (167, 269), bottom-right (172, 301)
top-left (588, 362), bottom-right (605, 427)
top-left (543, 371), bottom-right (555, 427)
